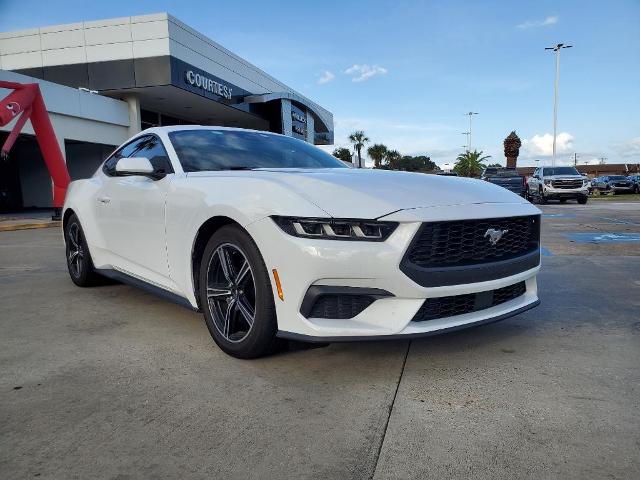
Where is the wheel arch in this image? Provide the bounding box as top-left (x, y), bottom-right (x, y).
top-left (191, 215), bottom-right (244, 308)
top-left (62, 207), bottom-right (76, 233)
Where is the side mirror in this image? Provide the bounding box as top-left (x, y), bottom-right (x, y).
top-left (115, 157), bottom-right (163, 179)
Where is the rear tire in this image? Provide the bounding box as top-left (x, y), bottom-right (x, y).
top-left (198, 225), bottom-right (281, 359)
top-left (64, 214), bottom-right (102, 287)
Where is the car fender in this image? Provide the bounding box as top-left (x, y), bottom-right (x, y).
top-left (165, 175), bottom-right (331, 306)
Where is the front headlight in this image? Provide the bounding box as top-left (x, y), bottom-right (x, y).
top-left (271, 216), bottom-right (398, 241)
top-left (543, 179), bottom-right (553, 185)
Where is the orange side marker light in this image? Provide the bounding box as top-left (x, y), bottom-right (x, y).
top-left (272, 269), bottom-right (284, 301)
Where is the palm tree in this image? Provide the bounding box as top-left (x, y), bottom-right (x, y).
top-left (453, 150), bottom-right (491, 177)
top-left (348, 130), bottom-right (370, 167)
top-left (367, 144), bottom-right (388, 168)
top-left (385, 149), bottom-right (402, 170)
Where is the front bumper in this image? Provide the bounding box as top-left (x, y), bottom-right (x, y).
top-left (246, 202), bottom-right (541, 340)
top-left (543, 185), bottom-right (589, 198)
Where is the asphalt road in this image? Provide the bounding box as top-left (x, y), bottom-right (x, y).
top-left (1, 202), bottom-right (639, 479)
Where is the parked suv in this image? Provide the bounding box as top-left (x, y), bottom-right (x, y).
top-left (481, 167), bottom-right (526, 197)
top-left (627, 174), bottom-right (640, 193)
top-left (591, 175), bottom-right (634, 194)
top-left (527, 166), bottom-right (589, 204)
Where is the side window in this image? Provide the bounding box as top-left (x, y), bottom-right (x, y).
top-left (102, 135), bottom-right (172, 177)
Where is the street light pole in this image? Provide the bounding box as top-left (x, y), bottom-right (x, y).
top-left (464, 112), bottom-right (478, 151)
top-left (461, 132), bottom-right (470, 151)
top-left (545, 43), bottom-right (572, 167)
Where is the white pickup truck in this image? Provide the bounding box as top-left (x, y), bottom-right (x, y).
top-left (527, 166), bottom-right (589, 204)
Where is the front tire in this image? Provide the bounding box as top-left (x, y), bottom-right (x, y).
top-left (538, 189), bottom-right (547, 204)
top-left (64, 214), bottom-right (102, 287)
top-left (578, 195), bottom-right (588, 205)
top-left (198, 225), bottom-right (279, 359)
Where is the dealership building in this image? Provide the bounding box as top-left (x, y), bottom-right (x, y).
top-left (0, 13), bottom-right (334, 211)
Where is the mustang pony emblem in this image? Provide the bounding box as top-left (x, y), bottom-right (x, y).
top-left (484, 228), bottom-right (508, 245)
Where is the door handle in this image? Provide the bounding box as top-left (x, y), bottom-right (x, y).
top-left (97, 196), bottom-right (111, 204)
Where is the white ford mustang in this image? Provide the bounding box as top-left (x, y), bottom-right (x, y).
top-left (63, 126), bottom-right (541, 358)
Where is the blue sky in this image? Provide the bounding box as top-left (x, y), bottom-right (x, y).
top-left (1, 0), bottom-right (639, 166)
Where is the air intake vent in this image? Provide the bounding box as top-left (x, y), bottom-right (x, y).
top-left (412, 281), bottom-right (526, 322)
top-left (308, 295), bottom-right (375, 319)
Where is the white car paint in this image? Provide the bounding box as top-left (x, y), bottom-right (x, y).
top-left (63, 126), bottom-right (541, 340)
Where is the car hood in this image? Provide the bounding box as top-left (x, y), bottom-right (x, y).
top-left (188, 168), bottom-right (528, 219)
top-left (545, 175), bottom-right (584, 180)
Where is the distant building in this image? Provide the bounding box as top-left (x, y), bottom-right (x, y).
top-left (440, 162), bottom-right (455, 173)
top-left (0, 13), bottom-right (334, 211)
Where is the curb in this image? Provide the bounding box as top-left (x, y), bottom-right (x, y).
top-left (0, 221), bottom-right (61, 232)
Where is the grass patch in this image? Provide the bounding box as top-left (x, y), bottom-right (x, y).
top-left (590, 193), bottom-right (640, 201)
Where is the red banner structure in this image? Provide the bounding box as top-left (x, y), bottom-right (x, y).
top-left (0, 81), bottom-right (70, 217)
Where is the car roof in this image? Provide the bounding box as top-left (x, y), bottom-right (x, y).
top-left (140, 125), bottom-right (286, 138)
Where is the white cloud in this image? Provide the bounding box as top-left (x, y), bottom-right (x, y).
top-left (317, 70), bottom-right (335, 85)
top-left (617, 137), bottom-right (640, 158)
top-left (517, 16), bottom-right (558, 29)
top-left (344, 64), bottom-right (388, 82)
top-left (523, 132), bottom-right (574, 157)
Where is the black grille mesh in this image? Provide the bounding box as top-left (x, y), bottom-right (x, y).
top-left (405, 216), bottom-right (539, 268)
top-left (552, 179), bottom-right (583, 189)
top-left (308, 295), bottom-right (375, 319)
top-left (412, 281), bottom-right (526, 322)
top-left (492, 281), bottom-right (527, 306)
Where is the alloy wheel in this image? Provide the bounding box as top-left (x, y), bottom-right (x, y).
top-left (67, 223), bottom-right (84, 278)
top-left (205, 243), bottom-right (256, 343)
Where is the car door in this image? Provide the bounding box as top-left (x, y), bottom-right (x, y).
top-left (95, 135), bottom-right (175, 288)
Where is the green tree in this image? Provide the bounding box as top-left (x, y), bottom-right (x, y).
top-left (348, 130), bottom-right (370, 167)
top-left (332, 147), bottom-right (352, 163)
top-left (401, 155), bottom-right (437, 172)
top-left (367, 144), bottom-right (388, 168)
top-left (453, 150), bottom-right (491, 177)
top-left (385, 149), bottom-right (402, 169)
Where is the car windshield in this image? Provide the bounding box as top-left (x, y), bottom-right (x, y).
top-left (168, 129), bottom-right (347, 172)
top-left (544, 167), bottom-right (579, 176)
top-left (609, 176), bottom-right (627, 180)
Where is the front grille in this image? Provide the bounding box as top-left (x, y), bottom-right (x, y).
top-left (308, 295), bottom-right (375, 319)
top-left (551, 179), bottom-right (583, 189)
top-left (412, 281), bottom-right (526, 322)
top-left (405, 215), bottom-right (539, 269)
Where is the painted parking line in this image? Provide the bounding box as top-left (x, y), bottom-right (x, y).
top-left (542, 213), bottom-right (577, 218)
top-left (565, 232), bottom-right (640, 243)
top-left (596, 216), bottom-right (640, 226)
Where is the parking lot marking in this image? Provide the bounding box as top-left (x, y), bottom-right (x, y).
top-left (596, 216), bottom-right (640, 226)
top-left (542, 213), bottom-right (577, 218)
top-left (565, 232), bottom-right (640, 243)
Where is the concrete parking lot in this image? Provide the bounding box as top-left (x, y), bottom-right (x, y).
top-left (1, 203), bottom-right (639, 479)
